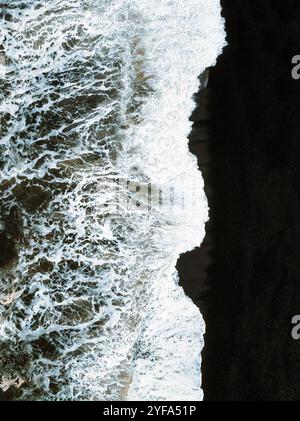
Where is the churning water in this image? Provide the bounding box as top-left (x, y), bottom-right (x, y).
top-left (0, 0), bottom-right (225, 400)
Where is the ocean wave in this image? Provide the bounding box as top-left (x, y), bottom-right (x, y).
top-left (0, 0), bottom-right (225, 400)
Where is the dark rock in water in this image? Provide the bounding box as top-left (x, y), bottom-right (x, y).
top-left (178, 0), bottom-right (300, 401)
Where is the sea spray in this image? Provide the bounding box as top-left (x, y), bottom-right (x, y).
top-left (0, 0), bottom-right (226, 400)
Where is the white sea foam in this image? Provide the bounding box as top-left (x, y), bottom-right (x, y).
top-left (0, 0), bottom-right (225, 400)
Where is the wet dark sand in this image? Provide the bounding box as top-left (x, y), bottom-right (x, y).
top-left (178, 0), bottom-right (300, 401)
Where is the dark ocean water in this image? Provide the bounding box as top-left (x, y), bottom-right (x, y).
top-left (0, 0), bottom-right (226, 401)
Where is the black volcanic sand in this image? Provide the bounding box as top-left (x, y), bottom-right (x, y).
top-left (177, 0), bottom-right (300, 401)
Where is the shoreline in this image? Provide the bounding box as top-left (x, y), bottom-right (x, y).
top-left (178, 0), bottom-right (300, 400)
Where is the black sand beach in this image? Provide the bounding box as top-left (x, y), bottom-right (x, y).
top-left (178, 0), bottom-right (300, 401)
